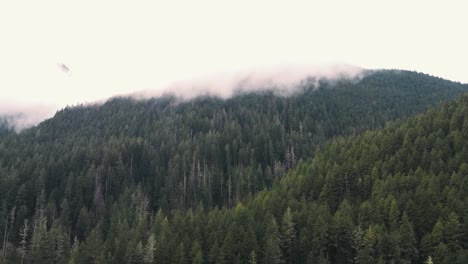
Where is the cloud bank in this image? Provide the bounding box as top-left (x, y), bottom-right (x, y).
top-left (1, 64), bottom-right (366, 132)
top-left (0, 101), bottom-right (56, 132)
top-left (131, 64), bottom-right (366, 101)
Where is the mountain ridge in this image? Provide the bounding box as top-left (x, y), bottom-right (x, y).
top-left (0, 69), bottom-right (467, 263)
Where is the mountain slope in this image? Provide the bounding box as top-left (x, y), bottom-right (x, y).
top-left (49, 92), bottom-right (468, 264)
top-left (257, 94), bottom-right (468, 263)
top-left (0, 70), bottom-right (467, 263)
top-left (1, 70), bottom-right (467, 209)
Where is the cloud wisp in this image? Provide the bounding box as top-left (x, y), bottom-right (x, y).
top-left (131, 64), bottom-right (366, 101)
top-left (1, 64), bottom-right (366, 132)
top-left (0, 101), bottom-right (57, 133)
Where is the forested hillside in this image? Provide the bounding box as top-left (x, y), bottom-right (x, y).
top-left (0, 70), bottom-right (467, 263)
top-left (0, 118), bottom-right (12, 136)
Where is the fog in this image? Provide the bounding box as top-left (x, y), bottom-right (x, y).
top-left (131, 64), bottom-right (366, 101)
top-left (0, 101), bottom-right (57, 132)
top-left (1, 64), bottom-right (366, 132)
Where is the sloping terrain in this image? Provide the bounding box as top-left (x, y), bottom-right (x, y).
top-left (0, 70), bottom-right (467, 263)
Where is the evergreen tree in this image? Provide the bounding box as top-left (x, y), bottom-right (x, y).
top-left (280, 207), bottom-right (296, 264)
top-left (263, 218), bottom-right (283, 264)
top-left (399, 213), bottom-right (418, 263)
top-left (18, 219), bottom-right (28, 264)
top-left (143, 234), bottom-right (156, 264)
top-left (248, 250), bottom-right (257, 264)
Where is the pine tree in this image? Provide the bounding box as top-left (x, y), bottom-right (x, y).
top-left (227, 175), bottom-right (233, 208)
top-left (263, 218), bottom-right (283, 264)
top-left (59, 198), bottom-right (71, 228)
top-left (333, 199), bottom-right (355, 264)
top-left (280, 207), bottom-right (296, 264)
top-left (190, 240), bottom-right (203, 263)
top-left (174, 242), bottom-right (188, 264)
top-left (192, 249), bottom-right (203, 264)
top-left (207, 240), bottom-right (220, 264)
top-left (399, 213), bottom-right (418, 263)
top-left (31, 207), bottom-right (52, 264)
top-left (19, 219), bottom-right (28, 264)
top-left (93, 172), bottom-right (105, 218)
top-left (143, 234), bottom-right (156, 264)
top-left (68, 236), bottom-right (79, 264)
top-left (248, 250), bottom-right (257, 264)
top-left (78, 225), bottom-right (104, 264)
top-left (444, 211), bottom-right (462, 251)
top-left (221, 229), bottom-right (237, 264)
top-left (425, 256), bottom-right (433, 264)
top-left (354, 224), bottom-right (381, 264)
top-left (386, 195), bottom-right (400, 230)
top-left (377, 256), bottom-right (385, 264)
top-left (51, 225), bottom-right (70, 264)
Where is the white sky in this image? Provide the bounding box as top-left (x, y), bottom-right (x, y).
top-left (1, 0), bottom-right (467, 112)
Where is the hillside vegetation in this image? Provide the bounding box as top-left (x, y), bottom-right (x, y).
top-left (0, 70), bottom-right (467, 263)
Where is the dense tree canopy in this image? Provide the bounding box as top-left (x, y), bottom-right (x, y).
top-left (0, 70), bottom-right (467, 263)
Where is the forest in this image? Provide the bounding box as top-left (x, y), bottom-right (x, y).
top-left (0, 70), bottom-right (467, 263)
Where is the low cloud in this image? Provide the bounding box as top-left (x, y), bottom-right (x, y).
top-left (1, 64), bottom-right (367, 131)
top-left (130, 63), bottom-right (366, 101)
top-left (0, 101), bottom-right (56, 132)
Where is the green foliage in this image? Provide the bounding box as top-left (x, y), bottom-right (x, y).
top-left (0, 71), bottom-right (468, 263)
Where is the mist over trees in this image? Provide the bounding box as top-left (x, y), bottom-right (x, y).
top-left (0, 70), bottom-right (467, 263)
top-left (0, 119), bottom-right (11, 135)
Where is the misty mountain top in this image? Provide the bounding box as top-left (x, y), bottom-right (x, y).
top-left (0, 102), bottom-right (56, 133)
top-left (1, 66), bottom-right (467, 133)
top-left (130, 64), bottom-right (367, 100)
top-left (1, 64), bottom-right (363, 131)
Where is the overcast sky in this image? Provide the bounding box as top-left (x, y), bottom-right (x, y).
top-left (1, 0), bottom-right (467, 113)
